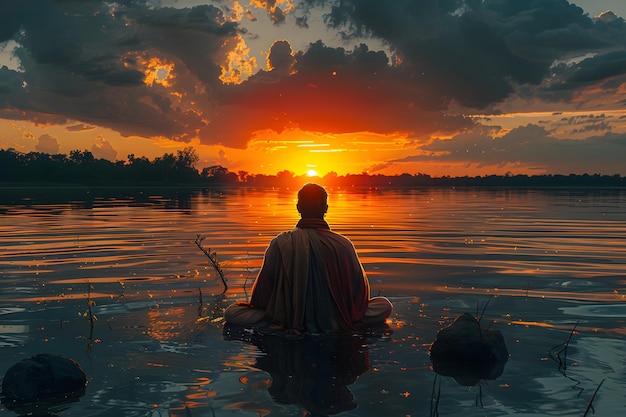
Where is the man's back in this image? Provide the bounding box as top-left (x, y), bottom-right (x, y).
top-left (250, 220), bottom-right (370, 334)
top-left (223, 183), bottom-right (392, 333)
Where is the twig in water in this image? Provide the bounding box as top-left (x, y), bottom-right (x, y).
top-left (583, 379), bottom-right (605, 417)
top-left (475, 384), bottom-right (484, 408)
top-left (87, 282), bottom-right (96, 351)
top-left (477, 295), bottom-right (494, 323)
top-left (194, 234), bottom-right (228, 293)
top-left (197, 287), bottom-right (203, 318)
top-left (549, 321), bottom-right (579, 374)
top-left (430, 374), bottom-right (441, 417)
top-left (548, 321), bottom-right (584, 397)
top-left (474, 295), bottom-right (494, 339)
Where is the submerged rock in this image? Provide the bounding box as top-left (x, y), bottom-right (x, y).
top-left (1, 353), bottom-right (87, 412)
top-left (429, 313), bottom-right (508, 386)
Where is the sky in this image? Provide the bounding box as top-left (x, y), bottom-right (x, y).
top-left (1, 0), bottom-right (626, 177)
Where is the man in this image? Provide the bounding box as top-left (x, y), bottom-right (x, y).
top-left (224, 183), bottom-right (392, 334)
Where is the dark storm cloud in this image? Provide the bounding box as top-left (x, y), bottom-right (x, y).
top-left (1, 0), bottom-right (626, 156)
top-left (557, 114), bottom-right (613, 133)
top-left (0, 0), bottom-right (237, 140)
top-left (267, 40), bottom-right (296, 73)
top-left (308, 0), bottom-right (626, 108)
top-left (207, 40), bottom-right (474, 145)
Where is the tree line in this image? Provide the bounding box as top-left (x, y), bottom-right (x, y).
top-left (1, 147), bottom-right (625, 188)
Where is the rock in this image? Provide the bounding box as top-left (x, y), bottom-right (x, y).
top-left (429, 313), bottom-right (508, 386)
top-left (1, 353), bottom-right (87, 410)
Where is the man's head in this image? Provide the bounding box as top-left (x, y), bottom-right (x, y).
top-left (297, 183), bottom-right (328, 219)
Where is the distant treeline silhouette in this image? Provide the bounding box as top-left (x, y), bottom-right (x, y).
top-left (1, 147), bottom-right (625, 188)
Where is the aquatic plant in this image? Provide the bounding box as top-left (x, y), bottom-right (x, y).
top-left (81, 282), bottom-right (97, 352)
top-left (549, 321), bottom-right (579, 374)
top-left (194, 234), bottom-right (228, 293)
top-left (583, 379), bottom-right (605, 417)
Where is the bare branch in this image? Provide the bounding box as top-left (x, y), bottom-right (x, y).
top-left (194, 234), bottom-right (228, 293)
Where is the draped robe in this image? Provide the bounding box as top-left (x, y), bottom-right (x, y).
top-left (249, 218), bottom-right (370, 333)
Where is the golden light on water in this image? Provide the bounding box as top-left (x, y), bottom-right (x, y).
top-left (146, 307), bottom-right (185, 341)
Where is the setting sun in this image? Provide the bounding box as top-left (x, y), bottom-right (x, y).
top-left (306, 169), bottom-right (319, 177)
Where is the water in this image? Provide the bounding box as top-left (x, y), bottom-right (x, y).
top-left (1, 186), bottom-right (625, 416)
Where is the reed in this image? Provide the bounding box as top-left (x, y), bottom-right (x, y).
top-left (194, 234), bottom-right (228, 293)
top-left (583, 379), bottom-right (605, 417)
top-left (429, 374), bottom-right (441, 417)
top-left (549, 321), bottom-right (579, 374)
top-left (86, 282), bottom-right (96, 351)
top-left (197, 287), bottom-right (203, 318)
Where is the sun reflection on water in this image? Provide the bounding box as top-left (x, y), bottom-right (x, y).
top-left (1, 187), bottom-right (625, 416)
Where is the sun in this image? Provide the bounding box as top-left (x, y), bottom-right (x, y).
top-left (306, 169), bottom-right (319, 177)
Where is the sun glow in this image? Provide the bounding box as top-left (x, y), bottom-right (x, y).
top-left (141, 57), bottom-right (175, 87)
top-left (306, 169), bottom-right (319, 177)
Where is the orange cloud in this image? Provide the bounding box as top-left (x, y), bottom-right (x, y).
top-left (142, 56), bottom-right (176, 88)
top-left (219, 34), bottom-right (258, 84)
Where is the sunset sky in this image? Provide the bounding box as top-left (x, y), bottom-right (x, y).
top-left (1, 0), bottom-right (626, 177)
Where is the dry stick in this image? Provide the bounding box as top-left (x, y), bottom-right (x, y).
top-left (548, 321), bottom-right (584, 397)
top-left (475, 295), bottom-right (494, 340)
top-left (194, 235), bottom-right (228, 292)
top-left (549, 321), bottom-right (580, 373)
top-left (477, 295), bottom-right (494, 323)
top-left (477, 384), bottom-right (484, 408)
top-left (430, 374), bottom-right (441, 417)
top-left (87, 282), bottom-right (95, 351)
top-left (583, 379), bottom-right (605, 417)
top-left (197, 287), bottom-right (203, 318)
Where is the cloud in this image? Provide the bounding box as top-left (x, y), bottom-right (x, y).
top-left (0, 0), bottom-right (626, 163)
top-left (396, 124), bottom-right (626, 174)
top-left (314, 0), bottom-right (626, 109)
top-left (0, 1), bottom-right (238, 140)
top-left (35, 133), bottom-right (60, 154)
top-left (66, 123), bottom-right (96, 132)
top-left (267, 40), bottom-right (296, 73)
top-left (90, 136), bottom-right (118, 161)
top-left (250, 0), bottom-right (294, 24)
top-left (208, 40), bottom-right (474, 146)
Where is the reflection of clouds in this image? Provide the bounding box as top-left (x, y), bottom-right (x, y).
top-left (560, 304), bottom-right (626, 318)
top-left (0, 324), bottom-right (29, 348)
top-left (540, 336), bottom-right (623, 415)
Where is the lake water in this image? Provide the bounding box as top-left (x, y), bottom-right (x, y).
top-left (1, 186), bottom-right (625, 416)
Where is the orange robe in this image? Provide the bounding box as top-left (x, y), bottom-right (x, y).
top-left (249, 218), bottom-right (370, 333)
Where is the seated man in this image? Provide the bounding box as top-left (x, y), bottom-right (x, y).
top-left (224, 183), bottom-right (392, 334)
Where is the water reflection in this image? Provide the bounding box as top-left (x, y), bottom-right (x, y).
top-left (0, 186), bottom-right (198, 210)
top-left (2, 187), bottom-right (626, 416)
top-left (224, 325), bottom-right (371, 416)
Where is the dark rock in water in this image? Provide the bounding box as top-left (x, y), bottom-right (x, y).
top-left (429, 313), bottom-right (508, 386)
top-left (1, 353), bottom-right (87, 411)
